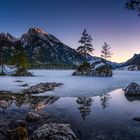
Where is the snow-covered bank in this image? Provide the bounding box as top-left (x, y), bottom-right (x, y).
top-left (0, 65), bottom-right (16, 75)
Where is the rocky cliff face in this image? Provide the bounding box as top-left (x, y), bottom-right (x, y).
top-left (0, 27), bottom-right (85, 66)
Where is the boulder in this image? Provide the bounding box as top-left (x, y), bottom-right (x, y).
top-left (0, 100), bottom-right (9, 109)
top-left (12, 68), bottom-right (33, 76)
top-left (23, 82), bottom-right (63, 94)
top-left (26, 112), bottom-right (40, 122)
top-left (33, 123), bottom-right (78, 140)
top-left (73, 61), bottom-right (112, 77)
top-left (124, 82), bottom-right (140, 96)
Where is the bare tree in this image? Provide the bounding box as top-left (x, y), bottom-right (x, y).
top-left (101, 42), bottom-right (112, 60)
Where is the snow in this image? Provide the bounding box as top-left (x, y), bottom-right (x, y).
top-left (0, 65), bottom-right (16, 75)
top-left (92, 63), bottom-right (105, 70)
top-left (0, 70), bottom-right (140, 97)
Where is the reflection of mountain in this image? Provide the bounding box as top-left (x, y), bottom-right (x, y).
top-left (100, 93), bottom-right (111, 109)
top-left (28, 96), bottom-right (59, 111)
top-left (76, 97), bottom-right (93, 121)
top-left (0, 93), bottom-right (59, 111)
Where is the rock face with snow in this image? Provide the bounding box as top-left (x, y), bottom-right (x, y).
top-left (117, 65), bottom-right (140, 71)
top-left (21, 27), bottom-right (85, 65)
top-left (117, 54), bottom-right (140, 71)
top-left (73, 60), bottom-right (112, 77)
top-left (0, 27), bottom-right (85, 66)
top-left (23, 82), bottom-right (63, 94)
top-left (33, 123), bottom-right (78, 140)
top-left (124, 82), bottom-right (140, 96)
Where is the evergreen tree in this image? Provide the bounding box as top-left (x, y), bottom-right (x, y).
top-left (77, 29), bottom-right (94, 59)
top-left (0, 36), bottom-right (7, 74)
top-left (12, 46), bottom-right (28, 69)
top-left (125, 0), bottom-right (140, 15)
top-left (101, 42), bottom-right (112, 60)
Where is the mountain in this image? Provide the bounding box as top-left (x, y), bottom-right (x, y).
top-left (0, 27), bottom-right (125, 68)
top-left (0, 27), bottom-right (85, 66)
top-left (122, 54), bottom-right (140, 66)
top-left (116, 54), bottom-right (140, 71)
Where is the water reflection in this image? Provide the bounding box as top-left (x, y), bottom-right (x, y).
top-left (76, 97), bottom-right (93, 121)
top-left (100, 93), bottom-right (111, 109)
top-left (0, 93), bottom-right (59, 112)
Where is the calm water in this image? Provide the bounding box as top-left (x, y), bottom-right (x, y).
top-left (0, 90), bottom-right (140, 140)
top-left (0, 70), bottom-right (140, 140)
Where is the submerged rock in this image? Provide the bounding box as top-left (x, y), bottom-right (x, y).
top-left (7, 122), bottom-right (28, 140)
top-left (124, 82), bottom-right (140, 96)
top-left (12, 68), bottom-right (33, 76)
top-left (133, 117), bottom-right (140, 122)
top-left (14, 80), bottom-right (23, 82)
top-left (73, 61), bottom-right (112, 77)
top-left (26, 112), bottom-right (40, 122)
top-left (23, 82), bottom-right (63, 94)
top-left (19, 84), bottom-right (29, 87)
top-left (33, 123), bottom-right (78, 140)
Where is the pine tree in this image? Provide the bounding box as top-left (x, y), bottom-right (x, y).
top-left (77, 29), bottom-right (94, 59)
top-left (12, 45), bottom-right (28, 69)
top-left (125, 0), bottom-right (140, 15)
top-left (0, 36), bottom-right (7, 74)
top-left (101, 42), bottom-right (112, 60)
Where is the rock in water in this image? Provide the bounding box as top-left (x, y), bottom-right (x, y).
top-left (12, 68), bottom-right (33, 76)
top-left (124, 82), bottom-right (140, 96)
top-left (33, 123), bottom-right (78, 140)
top-left (23, 82), bottom-right (63, 94)
top-left (26, 112), bottom-right (40, 122)
top-left (73, 61), bottom-right (112, 77)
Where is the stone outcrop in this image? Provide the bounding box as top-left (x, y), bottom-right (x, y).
top-left (26, 112), bottom-right (40, 122)
top-left (23, 82), bottom-right (63, 94)
top-left (124, 82), bottom-right (140, 96)
top-left (73, 61), bottom-right (112, 77)
top-left (33, 123), bottom-right (78, 140)
top-left (12, 68), bottom-right (33, 76)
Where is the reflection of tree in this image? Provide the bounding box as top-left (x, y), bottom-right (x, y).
top-left (100, 93), bottom-right (111, 109)
top-left (77, 97), bottom-right (93, 121)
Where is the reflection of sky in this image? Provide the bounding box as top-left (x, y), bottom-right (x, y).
top-left (0, 0), bottom-right (140, 62)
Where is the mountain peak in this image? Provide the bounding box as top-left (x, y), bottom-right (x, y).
top-left (0, 32), bottom-right (17, 42)
top-left (28, 27), bottom-right (48, 35)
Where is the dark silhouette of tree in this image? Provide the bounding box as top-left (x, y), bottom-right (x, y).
top-left (101, 42), bottom-right (112, 61)
top-left (125, 0), bottom-right (140, 15)
top-left (100, 93), bottom-right (111, 109)
top-left (76, 97), bottom-right (93, 121)
top-left (77, 29), bottom-right (94, 59)
top-left (12, 45), bottom-right (28, 69)
top-left (0, 36), bottom-right (7, 74)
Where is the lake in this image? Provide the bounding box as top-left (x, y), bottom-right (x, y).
top-left (0, 70), bottom-right (140, 97)
top-left (0, 70), bottom-right (140, 140)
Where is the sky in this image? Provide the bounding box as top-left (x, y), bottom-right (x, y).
top-left (0, 0), bottom-right (140, 62)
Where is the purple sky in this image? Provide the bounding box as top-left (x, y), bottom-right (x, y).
top-left (0, 0), bottom-right (140, 62)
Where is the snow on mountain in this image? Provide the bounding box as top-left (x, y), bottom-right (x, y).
top-left (20, 27), bottom-right (85, 65)
top-left (0, 27), bottom-right (85, 66)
